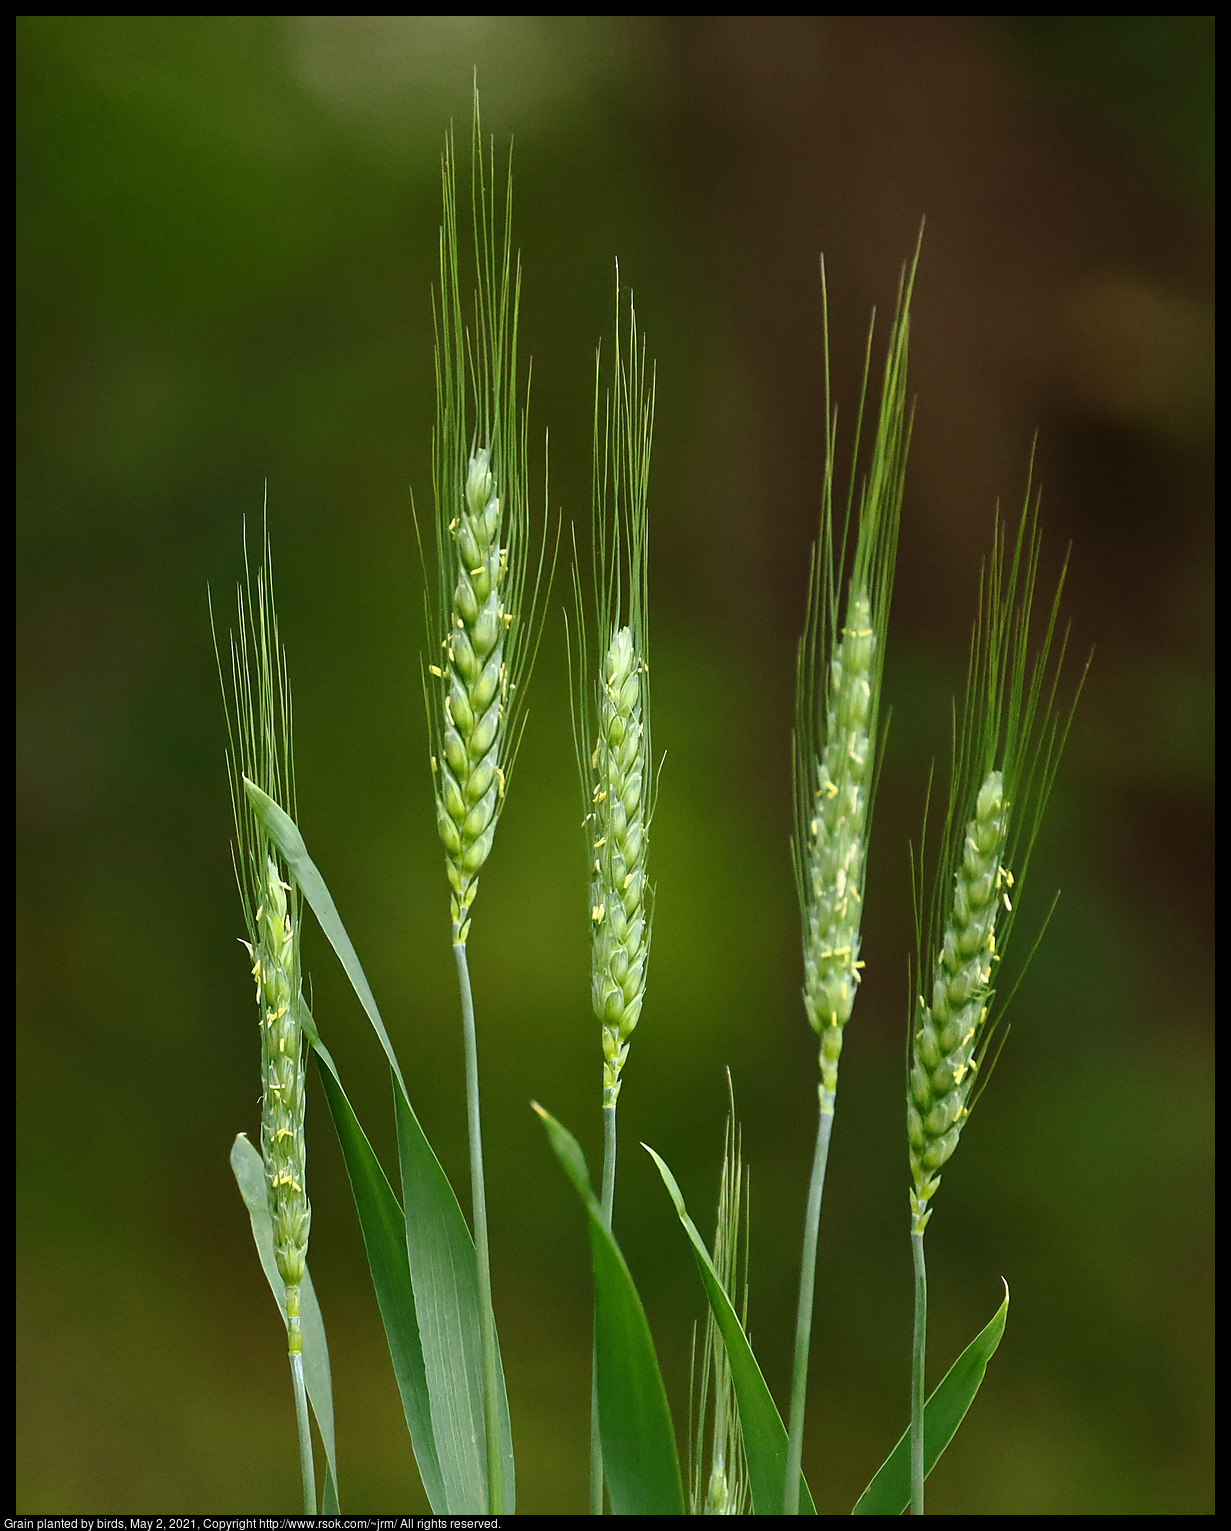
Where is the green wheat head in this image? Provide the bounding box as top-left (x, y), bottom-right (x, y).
top-left (213, 523), bottom-right (311, 1354)
top-left (792, 250), bottom-right (916, 1112)
top-left (571, 285), bottom-right (656, 1107)
top-left (908, 477), bottom-right (1086, 1233)
top-left (422, 96), bottom-right (551, 946)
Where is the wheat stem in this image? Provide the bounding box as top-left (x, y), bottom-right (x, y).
top-left (454, 940), bottom-right (503, 1513)
top-left (909, 1228), bottom-right (928, 1514)
top-left (289, 1351), bottom-right (317, 1515)
top-left (784, 1106), bottom-right (835, 1514)
top-left (588, 1102), bottom-right (618, 1514)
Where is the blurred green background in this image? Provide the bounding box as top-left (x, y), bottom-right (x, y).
top-left (16, 17), bottom-right (1213, 1515)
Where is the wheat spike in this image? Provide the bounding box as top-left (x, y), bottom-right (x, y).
top-left (421, 108), bottom-right (552, 947)
top-left (908, 480), bottom-right (1086, 1233)
top-left (214, 520), bottom-right (311, 1355)
top-left (572, 281), bottom-right (655, 1109)
top-left (793, 250), bottom-right (914, 1111)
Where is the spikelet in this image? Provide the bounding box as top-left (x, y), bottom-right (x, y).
top-left (214, 520), bottom-right (311, 1353)
top-left (908, 482), bottom-right (1085, 1233)
top-left (571, 281), bottom-right (655, 1107)
top-left (793, 251), bottom-right (915, 1112)
top-left (421, 98), bottom-right (552, 947)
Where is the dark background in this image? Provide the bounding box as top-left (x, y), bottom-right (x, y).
top-left (17, 17), bottom-right (1213, 1515)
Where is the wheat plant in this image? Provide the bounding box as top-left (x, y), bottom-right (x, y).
top-left (784, 246), bottom-right (916, 1511)
top-left (418, 99), bottom-right (553, 1513)
top-left (906, 485), bottom-right (1085, 1512)
top-left (569, 280), bottom-right (656, 1513)
top-left (212, 521), bottom-right (317, 1514)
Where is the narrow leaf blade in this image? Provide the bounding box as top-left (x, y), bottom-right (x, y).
top-left (307, 1052), bottom-right (447, 1513)
top-left (394, 1080), bottom-right (515, 1513)
top-left (645, 1144), bottom-right (815, 1515)
top-left (535, 1105), bottom-right (684, 1516)
top-left (852, 1280), bottom-right (1010, 1515)
top-left (229, 1133), bottom-right (340, 1510)
top-left (243, 778), bottom-right (406, 1094)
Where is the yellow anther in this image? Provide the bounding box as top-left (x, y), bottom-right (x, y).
top-left (623, 873), bottom-right (633, 889)
top-left (470, 565), bottom-right (484, 577)
top-left (494, 765), bottom-right (506, 798)
top-left (822, 780), bottom-right (838, 799)
top-left (593, 836), bottom-right (607, 849)
top-left (592, 905), bottom-right (605, 924)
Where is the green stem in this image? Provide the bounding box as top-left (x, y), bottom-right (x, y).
top-left (910, 1226), bottom-right (928, 1514)
top-left (601, 1098), bottom-right (618, 1224)
top-left (784, 1099), bottom-right (836, 1513)
top-left (289, 1349), bottom-right (316, 1515)
top-left (454, 940), bottom-right (504, 1515)
top-left (590, 1098), bottom-right (618, 1514)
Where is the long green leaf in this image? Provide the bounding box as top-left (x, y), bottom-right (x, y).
top-left (535, 1104), bottom-right (684, 1516)
top-left (307, 1044), bottom-right (446, 1513)
top-left (852, 1281), bottom-right (1010, 1515)
top-left (645, 1145), bottom-right (815, 1515)
top-left (230, 1132), bottom-right (340, 1513)
top-left (243, 778), bottom-right (406, 1094)
top-left (245, 782), bottom-right (513, 1512)
top-left (394, 1083), bottom-right (515, 1513)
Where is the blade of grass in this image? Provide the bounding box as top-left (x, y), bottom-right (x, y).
top-left (306, 1045), bottom-right (447, 1513)
top-left (852, 1281), bottom-right (1009, 1515)
top-left (243, 779), bottom-right (406, 1094)
top-left (645, 1145), bottom-right (816, 1516)
top-left (230, 1133), bottom-right (340, 1513)
top-left (534, 1104), bottom-right (684, 1516)
top-left (246, 782), bottom-right (513, 1510)
top-left (394, 1067), bottom-right (515, 1513)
